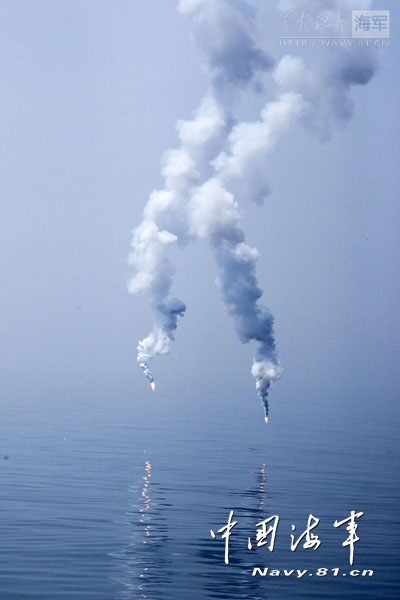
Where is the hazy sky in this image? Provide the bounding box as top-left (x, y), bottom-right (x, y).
top-left (1, 0), bottom-right (399, 425)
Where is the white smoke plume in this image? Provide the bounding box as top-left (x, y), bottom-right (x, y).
top-left (128, 0), bottom-right (376, 420)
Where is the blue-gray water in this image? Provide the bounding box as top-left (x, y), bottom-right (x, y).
top-left (1, 391), bottom-right (399, 600)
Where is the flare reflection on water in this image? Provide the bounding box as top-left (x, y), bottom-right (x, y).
top-left (258, 464), bottom-right (267, 512)
top-left (114, 459), bottom-right (172, 600)
top-left (189, 463), bottom-right (271, 600)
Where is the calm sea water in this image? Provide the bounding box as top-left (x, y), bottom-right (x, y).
top-left (1, 389), bottom-right (399, 599)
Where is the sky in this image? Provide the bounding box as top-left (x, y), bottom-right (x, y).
top-left (0, 0), bottom-right (399, 426)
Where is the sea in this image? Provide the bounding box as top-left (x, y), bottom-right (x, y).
top-left (1, 387), bottom-right (399, 600)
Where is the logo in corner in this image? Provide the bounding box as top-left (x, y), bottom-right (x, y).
top-left (352, 11), bottom-right (390, 38)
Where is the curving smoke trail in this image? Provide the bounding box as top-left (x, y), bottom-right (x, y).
top-left (128, 0), bottom-right (376, 420)
top-left (128, 0), bottom-right (273, 392)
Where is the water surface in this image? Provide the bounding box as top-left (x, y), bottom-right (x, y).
top-left (1, 392), bottom-right (399, 599)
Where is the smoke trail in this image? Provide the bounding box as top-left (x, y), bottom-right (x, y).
top-left (129, 0), bottom-right (376, 420)
top-left (177, 0), bottom-right (274, 103)
top-left (129, 0), bottom-right (273, 389)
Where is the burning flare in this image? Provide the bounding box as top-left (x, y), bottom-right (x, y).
top-left (150, 381), bottom-right (156, 392)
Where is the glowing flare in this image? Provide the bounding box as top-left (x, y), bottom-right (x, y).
top-left (150, 381), bottom-right (156, 391)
